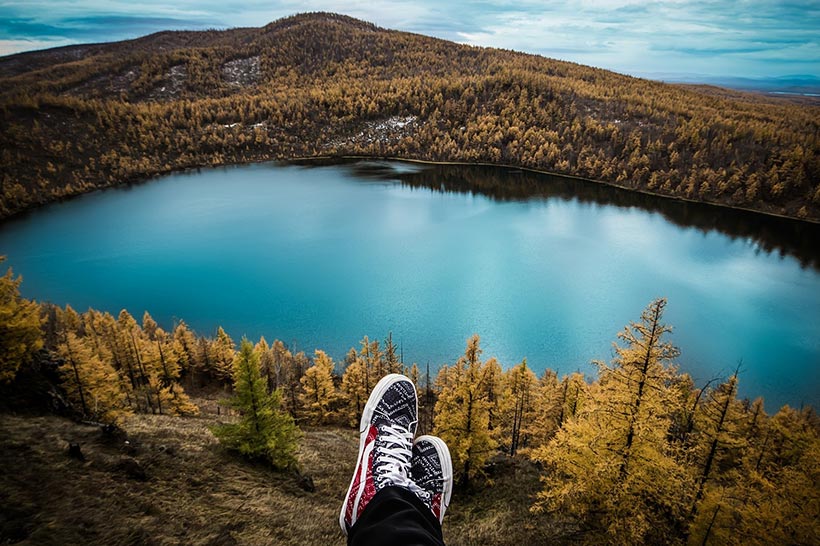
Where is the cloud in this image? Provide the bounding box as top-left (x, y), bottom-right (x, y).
top-left (0, 39), bottom-right (76, 56)
top-left (0, 0), bottom-right (817, 79)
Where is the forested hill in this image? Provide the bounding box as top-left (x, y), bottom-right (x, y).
top-left (1, 12), bottom-right (818, 221)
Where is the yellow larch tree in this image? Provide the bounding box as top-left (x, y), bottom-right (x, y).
top-left (499, 359), bottom-right (538, 457)
top-left (687, 369), bottom-right (747, 519)
top-left (433, 334), bottom-right (498, 487)
top-left (0, 259), bottom-right (43, 383)
top-left (340, 352), bottom-right (367, 427)
top-left (299, 349), bottom-right (336, 425)
top-left (521, 370), bottom-right (588, 455)
top-left (209, 326), bottom-right (236, 385)
top-left (384, 332), bottom-right (402, 374)
top-left (146, 322), bottom-right (199, 416)
top-left (688, 404), bottom-right (820, 545)
top-left (533, 298), bottom-right (691, 544)
top-left (57, 331), bottom-right (130, 424)
top-left (172, 320), bottom-right (199, 388)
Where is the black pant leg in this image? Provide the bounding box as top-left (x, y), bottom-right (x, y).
top-left (347, 486), bottom-right (445, 546)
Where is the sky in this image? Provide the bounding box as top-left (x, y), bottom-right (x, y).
top-left (1, 1), bottom-right (818, 81)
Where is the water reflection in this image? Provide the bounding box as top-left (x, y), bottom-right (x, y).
top-left (297, 159), bottom-right (820, 271)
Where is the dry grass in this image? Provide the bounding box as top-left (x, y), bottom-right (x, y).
top-left (0, 408), bottom-right (567, 545)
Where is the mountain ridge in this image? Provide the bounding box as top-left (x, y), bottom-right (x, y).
top-left (1, 12), bottom-right (818, 221)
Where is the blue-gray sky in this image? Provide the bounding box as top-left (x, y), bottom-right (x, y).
top-left (1, 1), bottom-right (818, 81)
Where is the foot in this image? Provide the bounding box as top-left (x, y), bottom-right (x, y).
top-left (340, 374), bottom-right (418, 534)
top-left (410, 435), bottom-right (453, 523)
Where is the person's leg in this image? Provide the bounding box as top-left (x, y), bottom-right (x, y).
top-left (340, 374), bottom-right (419, 532)
top-left (409, 435), bottom-right (453, 525)
top-left (339, 374), bottom-right (453, 546)
top-left (347, 486), bottom-right (445, 546)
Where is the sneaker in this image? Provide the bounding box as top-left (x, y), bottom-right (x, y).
top-left (410, 435), bottom-right (453, 523)
top-left (340, 374), bottom-right (418, 534)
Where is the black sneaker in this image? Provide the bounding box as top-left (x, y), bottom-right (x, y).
top-left (340, 374), bottom-right (418, 534)
top-left (409, 435), bottom-right (453, 523)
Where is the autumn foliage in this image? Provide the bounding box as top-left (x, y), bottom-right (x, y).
top-left (1, 13), bottom-right (818, 222)
top-left (2, 263), bottom-right (817, 543)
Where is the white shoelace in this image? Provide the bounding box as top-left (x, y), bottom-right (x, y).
top-left (373, 422), bottom-right (414, 486)
top-left (373, 422), bottom-right (430, 504)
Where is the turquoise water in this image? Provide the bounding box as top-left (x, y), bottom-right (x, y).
top-left (1, 161), bottom-right (818, 410)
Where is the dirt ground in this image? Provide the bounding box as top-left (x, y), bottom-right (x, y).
top-left (0, 408), bottom-right (566, 545)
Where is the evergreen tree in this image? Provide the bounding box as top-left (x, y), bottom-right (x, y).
top-left (0, 260), bottom-right (43, 383)
top-left (212, 338), bottom-right (300, 469)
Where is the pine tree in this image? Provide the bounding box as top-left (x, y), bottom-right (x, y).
top-left (299, 349), bottom-right (336, 424)
top-left (433, 334), bottom-right (498, 487)
top-left (212, 338), bottom-right (300, 469)
top-left (0, 260), bottom-right (43, 383)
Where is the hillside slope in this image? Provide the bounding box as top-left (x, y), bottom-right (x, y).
top-left (0, 411), bottom-right (560, 545)
top-left (1, 12), bottom-right (818, 220)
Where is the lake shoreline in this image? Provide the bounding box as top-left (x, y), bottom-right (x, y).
top-left (294, 154), bottom-right (820, 226)
top-left (3, 153), bottom-right (818, 227)
top-left (3, 160), bottom-right (818, 411)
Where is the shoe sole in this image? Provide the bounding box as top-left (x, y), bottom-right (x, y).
top-left (415, 434), bottom-right (453, 523)
top-left (339, 373), bottom-right (418, 534)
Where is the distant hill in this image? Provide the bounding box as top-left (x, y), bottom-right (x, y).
top-left (643, 73), bottom-right (820, 97)
top-left (1, 12), bottom-right (818, 221)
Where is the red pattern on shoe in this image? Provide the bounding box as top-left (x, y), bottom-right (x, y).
top-left (409, 435), bottom-right (453, 523)
top-left (344, 424), bottom-right (379, 525)
top-left (340, 374), bottom-right (418, 534)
